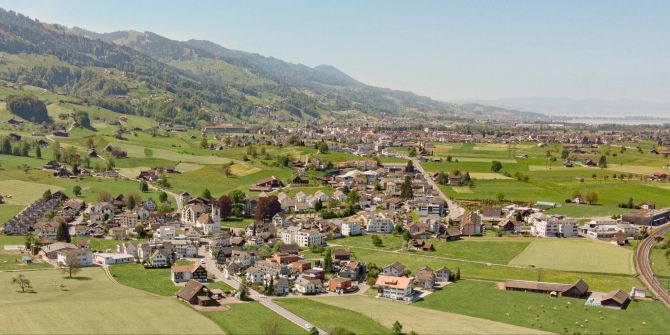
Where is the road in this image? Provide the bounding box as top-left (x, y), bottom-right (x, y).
top-left (407, 157), bottom-right (465, 220)
top-left (634, 222), bottom-right (670, 309)
top-left (200, 249), bottom-right (327, 334)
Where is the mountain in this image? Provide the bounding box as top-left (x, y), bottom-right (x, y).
top-left (454, 97), bottom-right (670, 119)
top-left (0, 8), bottom-right (541, 125)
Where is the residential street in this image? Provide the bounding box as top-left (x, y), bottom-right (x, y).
top-left (407, 157), bottom-right (465, 220)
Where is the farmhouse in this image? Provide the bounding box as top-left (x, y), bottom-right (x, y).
top-left (171, 263), bottom-right (209, 283)
top-left (39, 242), bottom-right (78, 259)
top-left (375, 275), bottom-right (414, 301)
top-left (176, 280), bottom-right (218, 306)
top-left (504, 279), bottom-right (589, 298)
top-left (600, 289), bottom-right (631, 309)
top-left (250, 176), bottom-right (284, 192)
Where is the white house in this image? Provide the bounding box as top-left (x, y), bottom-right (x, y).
top-left (56, 249), bottom-right (93, 267)
top-left (280, 226), bottom-right (325, 247)
top-left (375, 275), bottom-right (413, 301)
top-left (382, 262), bottom-right (406, 277)
top-left (94, 253), bottom-right (135, 265)
top-left (366, 215), bottom-right (394, 233)
top-left (155, 225), bottom-right (176, 240)
top-left (341, 222), bottom-right (362, 236)
top-left (530, 215), bottom-right (579, 238)
top-left (245, 267), bottom-right (266, 284)
top-left (295, 277), bottom-right (322, 295)
top-left (148, 250), bottom-right (168, 267)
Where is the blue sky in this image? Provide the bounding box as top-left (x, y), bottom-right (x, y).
top-left (1, 0), bottom-right (669, 103)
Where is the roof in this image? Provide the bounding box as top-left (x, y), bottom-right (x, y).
top-left (415, 266), bottom-right (435, 281)
top-left (176, 280), bottom-right (206, 301)
top-left (171, 263), bottom-right (204, 273)
top-left (602, 289), bottom-right (630, 305)
top-left (504, 279), bottom-right (588, 294)
top-left (40, 242), bottom-right (77, 254)
top-left (375, 275), bottom-right (412, 289)
top-left (385, 261), bottom-right (405, 272)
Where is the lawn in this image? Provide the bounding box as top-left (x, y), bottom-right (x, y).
top-left (0, 180), bottom-right (64, 205)
top-left (0, 204), bottom-right (24, 225)
top-left (275, 298), bottom-right (390, 335)
top-left (416, 280), bottom-right (670, 334)
top-left (108, 263), bottom-right (181, 296)
top-left (650, 232), bottom-right (670, 278)
top-left (349, 248), bottom-right (641, 292)
top-left (203, 302), bottom-right (307, 335)
top-left (71, 237), bottom-right (143, 252)
top-left (508, 239), bottom-right (635, 274)
top-left (0, 268), bottom-right (223, 334)
top-left (314, 295), bottom-right (542, 334)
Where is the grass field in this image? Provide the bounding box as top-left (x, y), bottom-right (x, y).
top-left (415, 280), bottom-right (670, 334)
top-left (0, 204), bottom-right (24, 225)
top-left (0, 180), bottom-right (64, 205)
top-left (0, 268), bottom-right (223, 334)
top-left (509, 239), bottom-right (635, 274)
top-left (108, 263), bottom-right (182, 296)
top-left (314, 295), bottom-right (543, 334)
top-left (203, 303), bottom-right (307, 335)
top-left (275, 298), bottom-right (390, 334)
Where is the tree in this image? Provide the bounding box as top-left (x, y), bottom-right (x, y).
top-left (317, 141), bottom-right (329, 154)
top-left (125, 192), bottom-right (141, 210)
top-left (309, 327), bottom-right (319, 335)
top-left (158, 191), bottom-right (168, 203)
top-left (74, 110), bottom-right (91, 129)
top-left (323, 248), bottom-right (333, 273)
top-left (97, 191), bottom-right (112, 202)
top-left (56, 222), bottom-right (70, 243)
top-left (405, 160), bottom-right (415, 173)
top-left (371, 235), bottom-right (383, 247)
top-left (455, 267), bottom-right (461, 280)
top-left (217, 195), bottom-right (233, 220)
top-left (60, 251), bottom-right (81, 278)
top-left (72, 185), bottom-right (82, 196)
top-left (392, 321), bottom-right (403, 335)
top-left (400, 175), bottom-right (413, 200)
top-left (598, 155), bottom-right (608, 168)
top-left (1, 137), bottom-right (11, 155)
top-left (347, 188), bottom-right (360, 206)
top-left (140, 180), bottom-right (149, 192)
top-left (496, 192), bottom-right (505, 202)
top-left (266, 277), bottom-right (274, 296)
top-left (11, 274), bottom-right (32, 293)
top-left (24, 232), bottom-right (36, 251)
top-left (202, 188), bottom-right (212, 200)
top-left (238, 277), bottom-right (249, 300)
top-left (229, 190), bottom-right (246, 217)
top-left (402, 230), bottom-right (411, 241)
top-left (134, 223), bottom-right (149, 238)
top-left (35, 145), bottom-right (42, 159)
top-left (200, 137), bottom-right (208, 148)
top-left (254, 196), bottom-right (282, 222)
top-left (585, 191), bottom-right (598, 204)
top-left (491, 160), bottom-right (503, 173)
top-left (561, 149), bottom-right (570, 159)
top-left (6, 93), bottom-right (50, 123)
top-left (42, 189), bottom-right (52, 201)
top-left (314, 199), bottom-right (323, 211)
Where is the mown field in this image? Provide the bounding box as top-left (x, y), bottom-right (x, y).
top-left (275, 298), bottom-right (390, 334)
top-left (415, 280), bottom-right (670, 334)
top-left (203, 302), bottom-right (307, 335)
top-left (423, 142), bottom-right (670, 217)
top-left (313, 295), bottom-right (543, 334)
top-left (509, 239), bottom-right (635, 274)
top-left (0, 268), bottom-right (224, 334)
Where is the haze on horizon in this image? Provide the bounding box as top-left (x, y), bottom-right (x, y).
top-left (1, 0), bottom-right (669, 117)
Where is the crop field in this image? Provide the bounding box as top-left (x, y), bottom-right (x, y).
top-left (314, 295), bottom-right (542, 334)
top-left (0, 268), bottom-right (223, 334)
top-left (203, 303), bottom-right (307, 335)
top-left (508, 239), bottom-right (635, 274)
top-left (275, 298), bottom-right (390, 334)
top-left (416, 280), bottom-right (670, 335)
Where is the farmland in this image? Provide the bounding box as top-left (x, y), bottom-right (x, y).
top-left (202, 303), bottom-right (307, 335)
top-left (415, 280), bottom-right (670, 334)
top-left (0, 268), bottom-right (224, 334)
top-left (312, 295), bottom-right (543, 334)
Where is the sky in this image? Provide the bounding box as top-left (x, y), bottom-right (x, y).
top-left (1, 0), bottom-right (669, 105)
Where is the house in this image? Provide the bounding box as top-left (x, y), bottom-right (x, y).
top-left (331, 249), bottom-right (351, 262)
top-left (39, 242), bottom-right (78, 259)
top-left (382, 262), bottom-right (406, 277)
top-left (148, 250), bottom-right (169, 267)
top-left (499, 219), bottom-right (524, 233)
top-left (414, 266), bottom-right (436, 289)
top-left (250, 176), bottom-right (284, 192)
top-left (245, 267), bottom-right (266, 284)
top-left (408, 239), bottom-right (434, 251)
top-left (273, 277), bottom-right (291, 295)
top-left (328, 277), bottom-right (353, 293)
top-left (600, 289), bottom-right (630, 309)
top-left (460, 211), bottom-right (482, 236)
top-left (366, 213), bottom-right (394, 233)
top-left (438, 227), bottom-right (461, 241)
top-left (504, 279), bottom-right (589, 298)
top-left (531, 215), bottom-right (578, 238)
top-left (280, 227), bottom-right (324, 247)
top-left (295, 276), bottom-right (323, 295)
top-left (176, 280), bottom-right (217, 306)
top-left (93, 253), bottom-right (135, 265)
top-left (292, 260), bottom-right (312, 273)
top-left (171, 263), bottom-right (208, 283)
top-left (56, 249), bottom-right (93, 267)
top-left (278, 243), bottom-right (300, 255)
top-left (435, 267), bottom-right (451, 282)
top-left (341, 222), bottom-right (362, 236)
top-left (375, 275), bottom-right (413, 301)
top-left (292, 175), bottom-right (310, 185)
top-left (621, 209), bottom-right (670, 226)
top-left (339, 260), bottom-right (364, 280)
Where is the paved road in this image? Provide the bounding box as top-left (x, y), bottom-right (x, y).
top-left (407, 157), bottom-right (465, 220)
top-left (635, 222), bottom-right (670, 309)
top-left (199, 249), bottom-right (326, 334)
